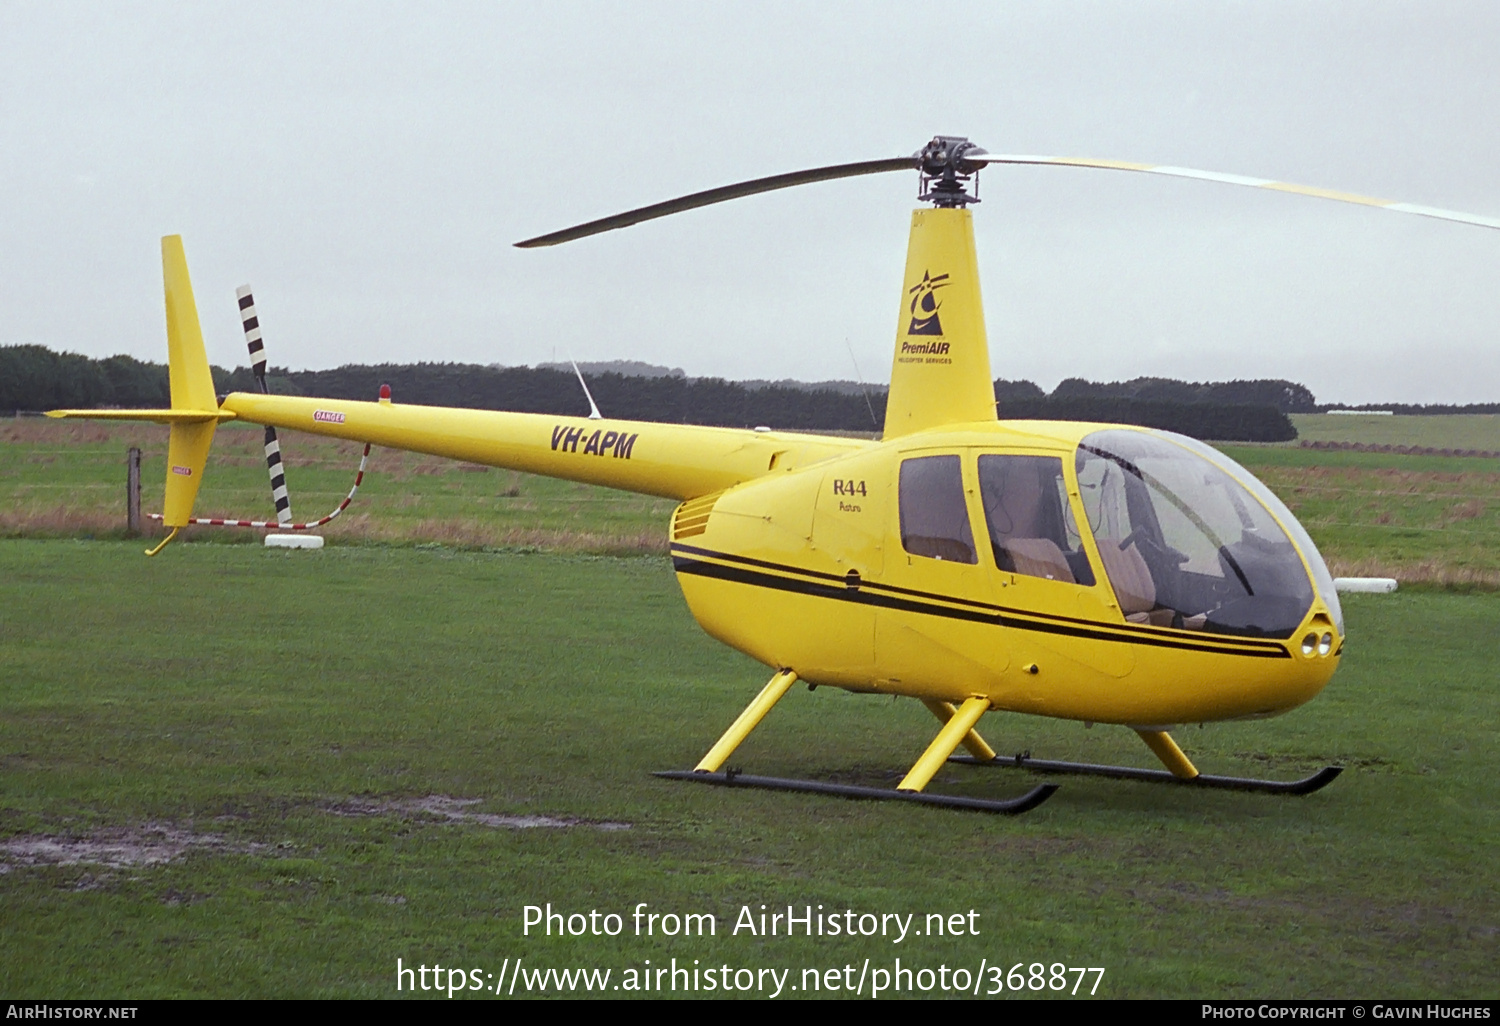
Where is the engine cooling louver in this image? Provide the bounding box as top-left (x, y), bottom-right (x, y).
top-left (672, 491), bottom-right (723, 540)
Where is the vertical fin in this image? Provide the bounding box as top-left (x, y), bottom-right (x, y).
top-left (159, 236), bottom-right (218, 528)
top-left (237, 284), bottom-right (292, 526)
top-left (164, 236), bottom-right (217, 413)
top-left (882, 208), bottom-right (996, 438)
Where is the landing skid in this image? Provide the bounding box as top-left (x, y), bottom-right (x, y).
top-left (949, 753), bottom-right (1342, 795)
top-left (655, 769), bottom-right (1059, 815)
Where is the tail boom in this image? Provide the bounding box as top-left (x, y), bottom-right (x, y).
top-left (220, 392), bottom-right (868, 501)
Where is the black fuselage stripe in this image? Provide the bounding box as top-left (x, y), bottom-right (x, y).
top-left (671, 555), bottom-right (1291, 659)
top-left (672, 541), bottom-right (848, 584)
top-left (672, 540), bottom-right (1265, 635)
top-left (669, 543), bottom-right (1289, 655)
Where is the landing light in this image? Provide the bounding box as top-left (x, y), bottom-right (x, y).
top-left (1301, 631), bottom-right (1335, 657)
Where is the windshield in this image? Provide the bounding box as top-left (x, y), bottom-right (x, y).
top-left (1075, 430), bottom-right (1316, 639)
top-left (1161, 431), bottom-right (1343, 634)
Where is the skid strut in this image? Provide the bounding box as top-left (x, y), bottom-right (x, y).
top-left (693, 668), bottom-right (799, 773)
top-left (660, 677), bottom-right (1058, 815)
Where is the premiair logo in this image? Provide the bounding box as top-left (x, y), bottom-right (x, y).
top-left (907, 270), bottom-right (949, 336)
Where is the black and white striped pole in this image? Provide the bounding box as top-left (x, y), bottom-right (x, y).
top-left (236, 285), bottom-right (293, 528)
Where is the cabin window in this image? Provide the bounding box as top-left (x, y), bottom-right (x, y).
top-left (977, 454), bottom-right (1095, 586)
top-left (898, 455), bottom-right (976, 563)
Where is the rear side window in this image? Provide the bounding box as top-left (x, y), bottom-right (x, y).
top-left (899, 455), bottom-right (976, 563)
top-left (978, 454), bottom-right (1095, 586)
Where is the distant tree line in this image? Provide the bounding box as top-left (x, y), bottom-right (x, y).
top-left (1045, 375), bottom-right (1320, 413)
top-left (989, 376), bottom-right (1315, 440)
top-left (33, 343), bottom-right (1473, 442)
top-left (1000, 395), bottom-right (1296, 442)
top-left (0, 345), bottom-right (176, 411)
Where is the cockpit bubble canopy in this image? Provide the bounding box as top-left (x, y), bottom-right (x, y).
top-left (1074, 429), bottom-right (1339, 639)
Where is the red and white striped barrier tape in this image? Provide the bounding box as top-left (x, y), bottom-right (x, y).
top-left (149, 442), bottom-right (371, 530)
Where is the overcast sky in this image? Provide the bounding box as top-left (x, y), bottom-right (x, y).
top-left (3, 2), bottom-right (1498, 404)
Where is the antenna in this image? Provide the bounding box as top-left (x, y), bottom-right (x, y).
top-left (844, 338), bottom-right (879, 429)
top-left (570, 358), bottom-right (603, 420)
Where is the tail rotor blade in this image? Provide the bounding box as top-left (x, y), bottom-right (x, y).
top-left (236, 284), bottom-right (292, 527)
top-left (236, 285), bottom-right (270, 392)
top-left (262, 427), bottom-right (292, 527)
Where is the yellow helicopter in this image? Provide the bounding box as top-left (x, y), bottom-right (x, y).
top-left (49, 136), bottom-right (1500, 814)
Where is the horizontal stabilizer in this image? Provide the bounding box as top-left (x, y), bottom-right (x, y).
top-left (46, 409), bottom-right (236, 424)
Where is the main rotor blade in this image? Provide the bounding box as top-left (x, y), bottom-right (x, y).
top-left (971, 154), bottom-right (1500, 231)
top-left (514, 157), bottom-right (914, 248)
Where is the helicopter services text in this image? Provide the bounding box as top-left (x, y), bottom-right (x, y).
top-left (896, 339), bottom-right (953, 365)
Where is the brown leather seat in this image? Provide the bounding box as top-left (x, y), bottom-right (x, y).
top-left (905, 535), bottom-right (976, 563)
top-left (1003, 537), bottom-right (1075, 583)
top-left (1097, 541), bottom-right (1157, 620)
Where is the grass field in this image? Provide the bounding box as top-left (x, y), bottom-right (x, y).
top-left (0, 541), bottom-right (1494, 999)
top-left (1291, 413), bottom-right (1500, 451)
top-left (1217, 445), bottom-right (1500, 588)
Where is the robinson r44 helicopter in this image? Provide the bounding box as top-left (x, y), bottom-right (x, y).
top-left (50, 136), bottom-right (1500, 814)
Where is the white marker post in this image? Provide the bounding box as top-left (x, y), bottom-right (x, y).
top-left (265, 534), bottom-right (324, 550)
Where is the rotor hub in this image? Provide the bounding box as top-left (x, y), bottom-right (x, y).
top-left (915, 136), bottom-right (988, 208)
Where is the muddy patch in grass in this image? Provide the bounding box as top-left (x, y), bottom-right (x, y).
top-left (0, 823), bottom-right (262, 869)
top-left (325, 794), bottom-right (631, 831)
